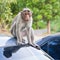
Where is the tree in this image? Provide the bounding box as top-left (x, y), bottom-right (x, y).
top-left (29, 0), bottom-right (60, 33)
top-left (43, 0), bottom-right (60, 33)
top-left (0, 0), bottom-right (17, 30)
top-left (0, 0), bottom-right (12, 30)
top-left (0, 0), bottom-right (60, 33)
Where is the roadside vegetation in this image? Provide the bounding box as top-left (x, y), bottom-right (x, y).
top-left (0, 0), bottom-right (60, 34)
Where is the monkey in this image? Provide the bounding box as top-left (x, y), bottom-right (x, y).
top-left (10, 8), bottom-right (40, 50)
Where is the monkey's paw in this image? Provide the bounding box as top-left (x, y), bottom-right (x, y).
top-left (35, 45), bottom-right (41, 50)
top-left (28, 43), bottom-right (41, 50)
top-left (16, 41), bottom-right (25, 45)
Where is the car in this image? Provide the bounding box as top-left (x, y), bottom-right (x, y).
top-left (37, 34), bottom-right (60, 60)
top-left (0, 34), bottom-right (54, 60)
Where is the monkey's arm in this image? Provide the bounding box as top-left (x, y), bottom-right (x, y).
top-left (31, 28), bottom-right (34, 43)
top-left (16, 14), bottom-right (23, 44)
top-left (27, 27), bottom-right (32, 44)
top-left (10, 15), bottom-right (18, 33)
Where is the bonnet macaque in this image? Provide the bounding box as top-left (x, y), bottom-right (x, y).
top-left (10, 8), bottom-right (40, 50)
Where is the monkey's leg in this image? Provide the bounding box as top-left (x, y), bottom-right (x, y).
top-left (26, 28), bottom-right (32, 45)
top-left (17, 30), bottom-right (27, 45)
top-left (29, 28), bottom-right (41, 50)
top-left (22, 32), bottom-right (26, 43)
top-left (11, 27), bottom-right (20, 45)
top-left (10, 26), bottom-right (17, 38)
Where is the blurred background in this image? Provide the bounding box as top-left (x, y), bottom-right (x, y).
top-left (0, 0), bottom-right (60, 34)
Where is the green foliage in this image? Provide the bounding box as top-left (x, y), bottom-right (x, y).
top-left (32, 21), bottom-right (46, 29)
top-left (0, 0), bottom-right (13, 29)
top-left (51, 18), bottom-right (60, 33)
top-left (0, 0), bottom-right (60, 30)
top-left (38, 21), bottom-right (46, 28)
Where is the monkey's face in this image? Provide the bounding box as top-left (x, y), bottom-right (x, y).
top-left (21, 10), bottom-right (32, 21)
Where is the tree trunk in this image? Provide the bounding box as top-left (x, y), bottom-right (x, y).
top-left (47, 20), bottom-right (51, 34)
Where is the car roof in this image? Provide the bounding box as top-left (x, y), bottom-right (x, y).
top-left (0, 35), bottom-right (53, 60)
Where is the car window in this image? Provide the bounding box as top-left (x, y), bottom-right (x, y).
top-left (41, 37), bottom-right (60, 60)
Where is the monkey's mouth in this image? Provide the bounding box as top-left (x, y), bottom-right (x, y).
top-left (22, 18), bottom-right (28, 21)
top-left (24, 18), bottom-right (29, 21)
top-left (25, 19), bottom-right (29, 21)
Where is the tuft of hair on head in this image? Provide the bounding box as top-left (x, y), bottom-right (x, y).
top-left (23, 8), bottom-right (31, 11)
top-left (23, 8), bottom-right (33, 13)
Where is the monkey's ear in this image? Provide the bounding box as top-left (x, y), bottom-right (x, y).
top-left (29, 11), bottom-right (33, 16)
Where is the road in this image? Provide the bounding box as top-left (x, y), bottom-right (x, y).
top-left (34, 29), bottom-right (47, 36)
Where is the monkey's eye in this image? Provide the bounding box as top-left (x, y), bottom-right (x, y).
top-left (27, 10), bottom-right (30, 12)
top-left (25, 13), bottom-right (27, 15)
